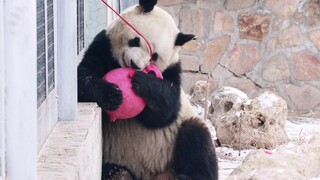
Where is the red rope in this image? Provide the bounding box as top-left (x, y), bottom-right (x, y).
top-left (101, 0), bottom-right (153, 60)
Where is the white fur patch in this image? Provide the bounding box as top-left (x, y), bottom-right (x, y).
top-left (107, 6), bottom-right (180, 71)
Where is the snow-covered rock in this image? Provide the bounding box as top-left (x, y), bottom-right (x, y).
top-left (189, 80), bottom-right (211, 108)
top-left (210, 87), bottom-right (288, 149)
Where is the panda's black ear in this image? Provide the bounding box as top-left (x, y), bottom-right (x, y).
top-left (139, 0), bottom-right (157, 13)
top-left (175, 33), bottom-right (196, 46)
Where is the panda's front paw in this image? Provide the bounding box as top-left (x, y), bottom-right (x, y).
top-left (96, 81), bottom-right (123, 110)
top-left (132, 71), bottom-right (153, 96)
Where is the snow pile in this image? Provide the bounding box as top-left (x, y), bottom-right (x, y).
top-left (227, 132), bottom-right (320, 179)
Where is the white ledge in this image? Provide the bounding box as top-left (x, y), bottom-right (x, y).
top-left (38, 103), bottom-right (102, 180)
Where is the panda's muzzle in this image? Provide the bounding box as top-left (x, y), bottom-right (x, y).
top-left (130, 60), bottom-right (140, 70)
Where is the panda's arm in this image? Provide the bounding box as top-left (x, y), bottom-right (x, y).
top-left (78, 59), bottom-right (123, 111)
top-left (78, 30), bottom-right (123, 110)
top-left (132, 62), bottom-right (182, 129)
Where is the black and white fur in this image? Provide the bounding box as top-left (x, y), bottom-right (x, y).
top-left (78, 0), bottom-right (218, 179)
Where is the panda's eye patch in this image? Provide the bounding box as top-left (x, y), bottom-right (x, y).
top-left (128, 37), bottom-right (140, 47)
top-left (152, 53), bottom-right (158, 61)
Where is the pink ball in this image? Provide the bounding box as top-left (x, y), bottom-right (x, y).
top-left (102, 64), bottom-right (163, 122)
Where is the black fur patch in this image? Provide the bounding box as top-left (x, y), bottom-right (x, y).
top-left (175, 33), bottom-right (195, 46)
top-left (78, 30), bottom-right (123, 110)
top-left (173, 118), bottom-right (219, 180)
top-left (128, 37), bottom-right (140, 47)
top-left (139, 0), bottom-right (157, 13)
top-left (133, 62), bottom-right (182, 129)
top-left (152, 52), bottom-right (158, 61)
top-left (102, 163), bottom-right (136, 180)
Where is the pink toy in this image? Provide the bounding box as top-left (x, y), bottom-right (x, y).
top-left (102, 64), bottom-right (163, 122)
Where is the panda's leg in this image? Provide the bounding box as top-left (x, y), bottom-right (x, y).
top-left (101, 163), bottom-right (137, 180)
top-left (101, 113), bottom-right (137, 180)
top-left (173, 118), bottom-right (219, 180)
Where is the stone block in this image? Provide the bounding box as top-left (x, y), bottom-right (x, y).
top-left (159, 5), bottom-right (181, 25)
top-left (180, 54), bottom-right (200, 72)
top-left (309, 30), bottom-right (320, 50)
top-left (263, 0), bottom-right (299, 18)
top-left (213, 11), bottom-right (234, 33)
top-left (267, 25), bottom-right (303, 50)
top-left (238, 13), bottom-right (270, 41)
top-left (180, 8), bottom-right (211, 38)
top-left (225, 0), bottom-right (255, 10)
top-left (246, 70), bottom-right (275, 88)
top-left (211, 64), bottom-right (234, 80)
top-left (262, 55), bottom-right (290, 81)
top-left (272, 18), bottom-right (287, 31)
top-left (292, 50), bottom-right (320, 81)
top-left (285, 84), bottom-right (320, 111)
top-left (224, 76), bottom-right (257, 95)
top-left (225, 44), bottom-right (261, 76)
top-left (182, 40), bottom-right (202, 52)
top-left (303, 0), bottom-right (320, 26)
top-left (201, 35), bottom-right (230, 73)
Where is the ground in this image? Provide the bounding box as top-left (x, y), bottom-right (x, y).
top-left (216, 112), bottom-right (320, 179)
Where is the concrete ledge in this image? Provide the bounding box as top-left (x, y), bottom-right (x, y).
top-left (38, 103), bottom-right (102, 180)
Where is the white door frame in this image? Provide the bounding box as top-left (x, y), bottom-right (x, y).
top-left (4, 0), bottom-right (37, 179)
top-left (57, 0), bottom-right (78, 121)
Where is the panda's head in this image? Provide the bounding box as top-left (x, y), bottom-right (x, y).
top-left (107, 0), bottom-right (195, 72)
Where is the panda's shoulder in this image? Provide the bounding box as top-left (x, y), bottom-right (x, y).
top-left (163, 62), bottom-right (181, 76)
top-left (85, 30), bottom-right (112, 56)
top-left (79, 30), bottom-right (120, 75)
top-left (162, 62), bottom-right (182, 85)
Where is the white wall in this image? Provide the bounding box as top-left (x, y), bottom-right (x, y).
top-left (0, 0), bottom-right (5, 178)
top-left (4, 0), bottom-right (38, 179)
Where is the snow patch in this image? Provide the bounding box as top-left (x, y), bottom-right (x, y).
top-left (219, 86), bottom-right (248, 103)
top-left (216, 147), bottom-right (252, 160)
top-left (258, 92), bottom-right (279, 109)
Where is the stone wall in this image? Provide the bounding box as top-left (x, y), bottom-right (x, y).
top-left (158, 0), bottom-right (320, 115)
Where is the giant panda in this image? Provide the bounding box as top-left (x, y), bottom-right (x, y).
top-left (78, 0), bottom-right (218, 179)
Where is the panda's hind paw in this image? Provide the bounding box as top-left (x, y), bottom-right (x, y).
top-left (102, 163), bottom-right (135, 180)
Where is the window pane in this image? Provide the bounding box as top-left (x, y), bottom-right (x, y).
top-left (77, 0), bottom-right (84, 54)
top-left (37, 0), bottom-right (46, 107)
top-left (47, 0), bottom-right (55, 92)
top-left (120, 0), bottom-right (138, 11)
